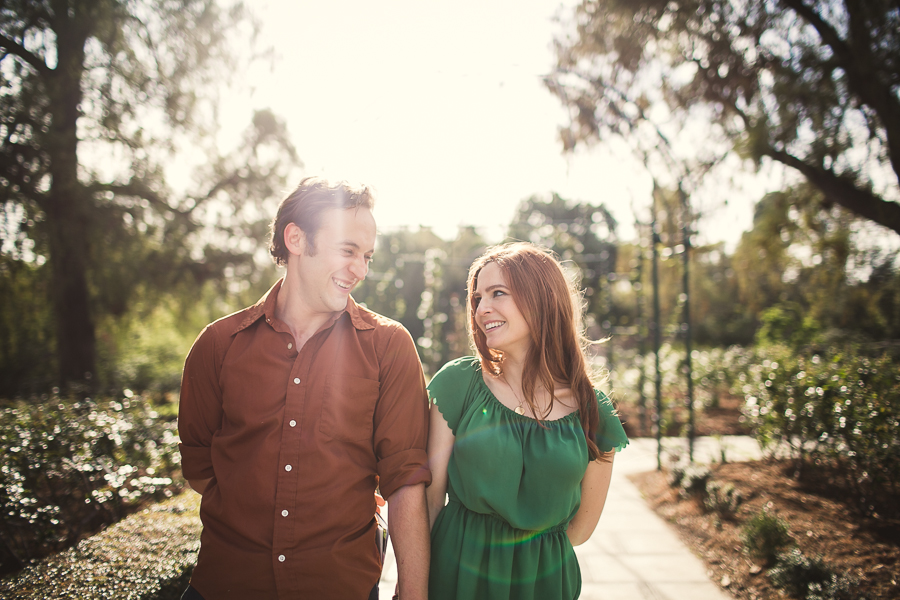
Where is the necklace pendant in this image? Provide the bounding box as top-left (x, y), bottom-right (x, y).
top-left (514, 405), bottom-right (525, 415)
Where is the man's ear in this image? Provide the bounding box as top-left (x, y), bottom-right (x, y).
top-left (283, 223), bottom-right (307, 258)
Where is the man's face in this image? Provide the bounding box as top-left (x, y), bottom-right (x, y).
top-left (293, 206), bottom-right (376, 314)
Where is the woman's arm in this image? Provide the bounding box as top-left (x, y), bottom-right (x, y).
top-left (426, 403), bottom-right (455, 529)
top-left (566, 452), bottom-right (615, 546)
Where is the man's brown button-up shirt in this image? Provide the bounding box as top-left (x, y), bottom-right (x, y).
top-left (178, 279), bottom-right (431, 599)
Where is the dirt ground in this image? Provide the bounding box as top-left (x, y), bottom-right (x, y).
top-left (616, 394), bottom-right (752, 438)
top-left (621, 396), bottom-right (900, 600)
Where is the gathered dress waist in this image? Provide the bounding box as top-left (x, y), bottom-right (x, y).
top-left (445, 493), bottom-right (569, 535)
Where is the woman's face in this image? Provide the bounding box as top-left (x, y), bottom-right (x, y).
top-left (472, 262), bottom-right (531, 359)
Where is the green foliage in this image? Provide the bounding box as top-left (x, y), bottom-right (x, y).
top-left (768, 549), bottom-right (862, 600)
top-left (547, 0), bottom-right (900, 236)
top-left (0, 493), bottom-right (200, 599)
top-left (741, 347), bottom-right (900, 517)
top-left (0, 1), bottom-right (298, 389)
top-left (690, 346), bottom-right (756, 409)
top-left (0, 255), bottom-right (55, 396)
top-left (353, 226), bottom-right (487, 377)
top-left (741, 510), bottom-right (793, 566)
top-left (0, 393), bottom-right (181, 573)
top-left (507, 194), bottom-right (618, 334)
top-left (756, 303), bottom-right (823, 349)
top-left (703, 481), bottom-right (743, 519)
top-left (731, 186), bottom-right (899, 346)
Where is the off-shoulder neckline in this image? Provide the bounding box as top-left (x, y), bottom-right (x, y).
top-left (472, 363), bottom-right (581, 424)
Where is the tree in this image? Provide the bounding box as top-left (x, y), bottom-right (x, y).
top-left (546, 0), bottom-right (900, 235)
top-left (0, 1), bottom-right (298, 391)
top-left (353, 226), bottom-right (489, 377)
top-left (733, 183), bottom-right (900, 345)
top-left (507, 193), bottom-right (618, 335)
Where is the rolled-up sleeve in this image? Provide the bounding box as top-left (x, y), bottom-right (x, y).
top-left (373, 326), bottom-right (431, 500)
top-left (178, 325), bottom-right (224, 481)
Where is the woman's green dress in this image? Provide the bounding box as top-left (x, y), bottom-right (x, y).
top-left (427, 356), bottom-right (628, 600)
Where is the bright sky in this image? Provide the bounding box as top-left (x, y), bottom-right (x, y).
top-left (222, 0), bottom-right (784, 247)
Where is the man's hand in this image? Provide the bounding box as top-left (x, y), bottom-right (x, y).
top-left (387, 483), bottom-right (429, 600)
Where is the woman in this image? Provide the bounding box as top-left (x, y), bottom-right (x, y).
top-left (426, 242), bottom-right (628, 600)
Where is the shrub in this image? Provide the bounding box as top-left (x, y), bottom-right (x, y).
top-left (666, 463), bottom-right (686, 488)
top-left (741, 510), bottom-right (792, 566)
top-left (678, 465), bottom-right (712, 499)
top-left (741, 347), bottom-right (900, 518)
top-left (703, 480), bottom-right (743, 519)
top-left (768, 548), bottom-right (862, 600)
top-left (0, 392), bottom-right (181, 574)
top-left (0, 492), bottom-right (201, 599)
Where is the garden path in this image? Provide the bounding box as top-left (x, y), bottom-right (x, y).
top-left (379, 435), bottom-right (764, 600)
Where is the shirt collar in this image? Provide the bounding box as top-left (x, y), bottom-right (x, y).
top-left (231, 278), bottom-right (374, 335)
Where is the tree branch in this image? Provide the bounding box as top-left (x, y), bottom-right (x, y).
top-left (88, 181), bottom-right (191, 218)
top-left (187, 172), bottom-right (244, 209)
top-left (781, 0), bottom-right (900, 185)
top-left (0, 32), bottom-right (50, 76)
top-left (765, 147), bottom-right (900, 235)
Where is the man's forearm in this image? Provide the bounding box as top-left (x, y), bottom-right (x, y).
top-left (387, 483), bottom-right (429, 600)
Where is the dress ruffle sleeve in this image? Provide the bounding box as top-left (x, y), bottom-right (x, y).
top-left (427, 356), bottom-right (479, 437)
top-left (594, 390), bottom-right (630, 453)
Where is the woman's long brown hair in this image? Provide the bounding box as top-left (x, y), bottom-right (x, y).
top-left (467, 242), bottom-right (607, 461)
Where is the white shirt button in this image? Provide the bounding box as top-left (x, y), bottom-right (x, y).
top-left (289, 420), bottom-right (297, 427)
top-left (288, 342), bottom-right (293, 349)
top-left (285, 465), bottom-right (292, 472)
top-left (282, 509), bottom-right (289, 517)
top-left (278, 554), bottom-right (285, 562)
top-left (293, 377), bottom-right (300, 384)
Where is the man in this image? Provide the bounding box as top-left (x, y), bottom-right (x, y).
top-left (177, 177), bottom-right (431, 599)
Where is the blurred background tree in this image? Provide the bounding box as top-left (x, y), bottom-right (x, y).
top-left (544, 0), bottom-right (900, 235)
top-left (508, 193), bottom-right (618, 330)
top-left (0, 0), bottom-right (298, 394)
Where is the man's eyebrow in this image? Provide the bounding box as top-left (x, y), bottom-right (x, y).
top-left (338, 240), bottom-right (375, 253)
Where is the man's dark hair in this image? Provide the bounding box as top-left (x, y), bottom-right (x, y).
top-left (269, 176), bottom-right (376, 266)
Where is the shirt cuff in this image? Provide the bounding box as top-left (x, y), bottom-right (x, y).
top-left (376, 448), bottom-right (431, 500)
top-left (179, 443), bottom-right (214, 480)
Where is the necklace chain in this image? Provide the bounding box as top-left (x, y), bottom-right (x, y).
top-left (500, 373), bottom-right (527, 416)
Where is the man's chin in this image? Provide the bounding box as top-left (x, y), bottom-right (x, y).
top-left (329, 295), bottom-right (350, 312)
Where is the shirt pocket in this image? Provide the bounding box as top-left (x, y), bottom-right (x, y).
top-left (318, 374), bottom-right (380, 442)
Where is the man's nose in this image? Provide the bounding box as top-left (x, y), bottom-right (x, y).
top-left (349, 255), bottom-right (368, 280)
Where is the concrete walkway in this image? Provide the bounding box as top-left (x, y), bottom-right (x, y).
top-left (379, 436), bottom-right (763, 600)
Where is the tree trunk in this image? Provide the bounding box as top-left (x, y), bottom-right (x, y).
top-left (44, 197), bottom-right (96, 391)
top-left (45, 12), bottom-right (95, 392)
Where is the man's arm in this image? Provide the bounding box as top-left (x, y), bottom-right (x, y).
top-left (387, 483), bottom-right (429, 600)
top-left (187, 478), bottom-right (211, 494)
top-left (178, 325), bottom-right (223, 490)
